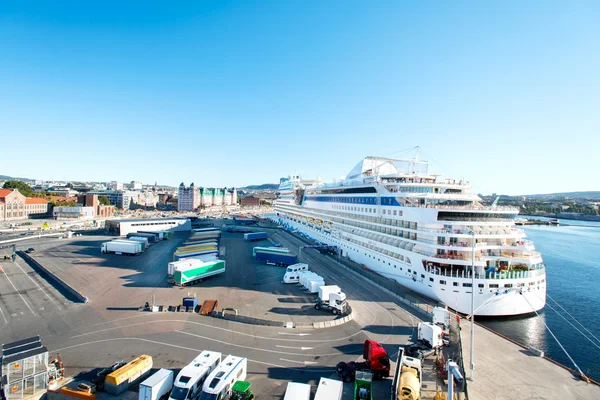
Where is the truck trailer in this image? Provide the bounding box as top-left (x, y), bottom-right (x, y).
top-left (243, 232), bottom-right (268, 241)
top-left (314, 377), bottom-right (343, 400)
top-left (138, 231), bottom-right (164, 240)
top-left (168, 258), bottom-right (206, 277)
top-left (112, 238), bottom-right (148, 251)
top-left (101, 241), bottom-right (142, 256)
top-left (173, 260), bottom-right (226, 286)
top-left (127, 232), bottom-right (158, 243)
top-left (174, 250), bottom-right (219, 261)
top-left (255, 251), bottom-right (297, 267)
top-left (126, 236), bottom-right (150, 248)
top-left (252, 246), bottom-right (289, 257)
top-left (138, 368), bottom-right (173, 400)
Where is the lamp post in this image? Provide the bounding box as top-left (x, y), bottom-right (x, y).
top-left (470, 231), bottom-right (475, 380)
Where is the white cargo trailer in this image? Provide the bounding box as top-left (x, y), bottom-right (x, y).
top-left (314, 377), bottom-right (343, 400)
top-left (128, 236), bottom-right (151, 247)
top-left (138, 368), bottom-right (173, 400)
top-left (300, 273), bottom-right (320, 289)
top-left (101, 241), bottom-right (142, 255)
top-left (283, 382), bottom-right (311, 400)
top-left (307, 279), bottom-right (325, 293)
top-left (168, 258), bottom-right (205, 277)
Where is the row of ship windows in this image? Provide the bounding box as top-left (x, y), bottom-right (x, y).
top-left (430, 278), bottom-right (546, 288)
top-left (331, 204), bottom-right (405, 217)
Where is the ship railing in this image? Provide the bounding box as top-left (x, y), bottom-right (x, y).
top-left (405, 203), bottom-right (519, 212)
top-left (426, 266), bottom-right (545, 280)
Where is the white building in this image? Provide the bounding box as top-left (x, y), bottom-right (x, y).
top-left (178, 183), bottom-right (200, 211)
top-left (108, 181), bottom-right (124, 191)
top-left (105, 218), bottom-right (191, 236)
top-left (130, 181), bottom-right (143, 191)
top-left (53, 206), bottom-right (95, 220)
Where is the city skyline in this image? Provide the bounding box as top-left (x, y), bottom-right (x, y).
top-left (1, 2), bottom-right (598, 195)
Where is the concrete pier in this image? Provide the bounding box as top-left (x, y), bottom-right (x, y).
top-left (460, 321), bottom-right (600, 399)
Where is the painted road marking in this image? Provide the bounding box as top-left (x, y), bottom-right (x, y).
top-left (276, 345), bottom-right (313, 350)
top-left (14, 261), bottom-right (63, 311)
top-left (1, 268), bottom-right (35, 315)
top-left (0, 306), bottom-right (7, 324)
top-left (279, 358), bottom-right (318, 365)
top-left (278, 332), bottom-right (311, 336)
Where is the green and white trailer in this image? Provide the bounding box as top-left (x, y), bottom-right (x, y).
top-left (173, 260), bottom-right (226, 286)
top-left (160, 231), bottom-right (173, 240)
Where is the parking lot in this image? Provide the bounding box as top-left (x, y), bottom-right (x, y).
top-left (0, 221), bottom-right (423, 399)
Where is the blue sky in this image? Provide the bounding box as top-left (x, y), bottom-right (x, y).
top-left (1, 1), bottom-right (598, 195)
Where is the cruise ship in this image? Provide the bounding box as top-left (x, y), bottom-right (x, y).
top-left (271, 153), bottom-right (546, 316)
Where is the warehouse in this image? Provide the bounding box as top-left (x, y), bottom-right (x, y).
top-left (105, 218), bottom-right (191, 236)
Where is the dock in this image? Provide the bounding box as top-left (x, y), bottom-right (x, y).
top-left (459, 321), bottom-right (600, 399)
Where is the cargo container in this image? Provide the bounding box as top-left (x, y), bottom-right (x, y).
top-left (182, 297), bottom-right (199, 308)
top-left (191, 228), bottom-right (220, 233)
top-left (174, 250), bottom-right (219, 261)
top-left (104, 355), bottom-right (153, 396)
top-left (173, 244), bottom-right (218, 260)
top-left (284, 382), bottom-right (311, 400)
top-left (252, 246), bottom-right (289, 257)
top-left (173, 260), bottom-right (226, 286)
top-left (255, 251), bottom-right (297, 267)
top-left (138, 368), bottom-right (173, 400)
top-left (101, 241), bottom-right (142, 255)
top-left (112, 238), bottom-right (147, 251)
top-left (314, 377), bottom-right (343, 400)
top-left (244, 232), bottom-right (268, 241)
top-left (127, 232), bottom-right (158, 243)
top-left (160, 231), bottom-right (173, 240)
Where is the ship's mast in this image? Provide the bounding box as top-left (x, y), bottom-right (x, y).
top-left (412, 146), bottom-right (420, 175)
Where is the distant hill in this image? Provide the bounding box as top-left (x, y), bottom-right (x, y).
top-left (524, 191), bottom-right (600, 200)
top-left (242, 183), bottom-right (279, 191)
top-left (0, 175), bottom-right (34, 182)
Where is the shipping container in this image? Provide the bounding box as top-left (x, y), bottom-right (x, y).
top-left (138, 231), bottom-right (164, 240)
top-left (252, 246), bottom-right (290, 257)
top-left (174, 250), bottom-right (219, 262)
top-left (127, 232), bottom-right (158, 243)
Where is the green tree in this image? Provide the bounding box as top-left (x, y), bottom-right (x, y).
top-left (98, 196), bottom-right (111, 206)
top-left (3, 180), bottom-right (34, 197)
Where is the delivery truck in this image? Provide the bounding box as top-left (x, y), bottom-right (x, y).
top-left (127, 232), bottom-right (158, 243)
top-left (173, 260), bottom-right (226, 286)
top-left (243, 232), bottom-right (268, 241)
top-left (283, 263), bottom-right (309, 283)
top-left (255, 250), bottom-right (297, 267)
top-left (315, 285), bottom-right (347, 315)
top-left (101, 241), bottom-right (142, 255)
top-left (138, 368), bottom-right (173, 400)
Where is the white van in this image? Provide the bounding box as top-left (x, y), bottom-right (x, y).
top-left (283, 382), bottom-right (311, 400)
top-left (169, 351), bottom-right (221, 400)
top-left (199, 355), bottom-right (247, 400)
top-left (283, 263), bottom-right (309, 283)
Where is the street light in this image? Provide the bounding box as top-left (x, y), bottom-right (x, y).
top-left (470, 231), bottom-right (475, 380)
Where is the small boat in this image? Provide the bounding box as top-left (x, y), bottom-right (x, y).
top-left (549, 219), bottom-right (560, 226)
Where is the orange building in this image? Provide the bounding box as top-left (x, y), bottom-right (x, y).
top-left (0, 189), bottom-right (51, 221)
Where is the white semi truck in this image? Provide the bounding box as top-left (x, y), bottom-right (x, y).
top-left (101, 241), bottom-right (142, 256)
top-left (315, 285), bottom-right (347, 315)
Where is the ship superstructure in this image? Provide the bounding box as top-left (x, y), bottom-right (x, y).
top-left (272, 152), bottom-right (546, 316)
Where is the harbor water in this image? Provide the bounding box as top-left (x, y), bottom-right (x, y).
top-left (479, 217), bottom-right (600, 382)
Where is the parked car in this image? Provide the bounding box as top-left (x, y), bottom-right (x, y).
top-left (25, 248), bottom-right (35, 254)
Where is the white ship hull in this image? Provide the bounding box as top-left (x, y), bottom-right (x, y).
top-left (272, 215), bottom-right (546, 316)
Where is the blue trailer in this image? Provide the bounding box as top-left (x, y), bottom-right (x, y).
top-left (255, 251), bottom-right (298, 267)
top-left (244, 232), bottom-right (268, 242)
